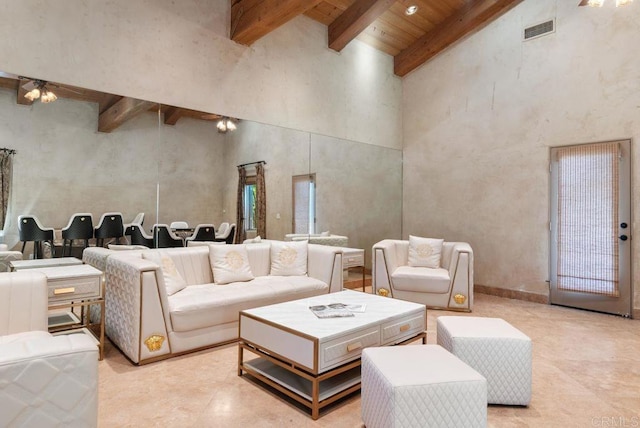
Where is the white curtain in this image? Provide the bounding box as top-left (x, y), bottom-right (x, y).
top-left (557, 142), bottom-right (619, 297)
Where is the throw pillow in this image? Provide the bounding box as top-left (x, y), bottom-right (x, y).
top-left (209, 244), bottom-right (254, 285)
top-left (270, 240), bottom-right (307, 276)
top-left (142, 252), bottom-right (187, 296)
top-left (408, 235), bottom-right (444, 269)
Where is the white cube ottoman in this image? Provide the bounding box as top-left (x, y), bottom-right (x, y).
top-left (437, 316), bottom-right (532, 406)
top-left (361, 345), bottom-right (487, 428)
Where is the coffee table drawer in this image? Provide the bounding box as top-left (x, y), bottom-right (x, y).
top-left (381, 313), bottom-right (426, 345)
top-left (321, 326), bottom-right (380, 371)
top-left (48, 276), bottom-right (101, 303)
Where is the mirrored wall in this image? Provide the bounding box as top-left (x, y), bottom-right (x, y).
top-left (0, 72), bottom-right (402, 266)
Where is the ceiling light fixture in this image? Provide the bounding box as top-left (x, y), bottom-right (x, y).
top-left (23, 79), bottom-right (57, 103)
top-left (405, 5), bottom-right (418, 15)
top-left (579, 0), bottom-right (633, 6)
top-left (216, 117), bottom-right (237, 133)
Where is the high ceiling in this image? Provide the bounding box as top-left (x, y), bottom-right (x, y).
top-left (231, 0), bottom-right (525, 76)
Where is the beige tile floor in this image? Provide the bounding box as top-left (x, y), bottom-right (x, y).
top-left (98, 293), bottom-right (640, 427)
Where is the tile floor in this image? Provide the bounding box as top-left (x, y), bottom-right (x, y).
top-left (98, 293), bottom-right (640, 427)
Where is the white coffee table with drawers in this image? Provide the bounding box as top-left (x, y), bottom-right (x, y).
top-left (238, 289), bottom-right (426, 419)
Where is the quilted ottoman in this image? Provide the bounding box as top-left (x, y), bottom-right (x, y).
top-left (437, 316), bottom-right (532, 406)
top-left (361, 345), bottom-right (487, 428)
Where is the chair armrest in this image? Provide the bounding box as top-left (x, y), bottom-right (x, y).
top-left (372, 240), bottom-right (405, 295)
top-left (307, 244), bottom-right (343, 293)
top-left (446, 242), bottom-right (474, 310)
top-left (0, 334), bottom-right (98, 427)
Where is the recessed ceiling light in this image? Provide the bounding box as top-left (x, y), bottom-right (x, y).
top-left (405, 5), bottom-right (418, 15)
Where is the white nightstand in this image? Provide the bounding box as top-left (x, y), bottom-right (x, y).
top-left (339, 247), bottom-right (366, 291)
top-left (29, 264), bottom-right (105, 360)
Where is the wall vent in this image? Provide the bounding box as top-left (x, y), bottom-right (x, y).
top-left (523, 19), bottom-right (555, 41)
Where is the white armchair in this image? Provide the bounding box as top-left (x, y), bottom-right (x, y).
top-left (0, 271), bottom-right (98, 427)
top-left (372, 239), bottom-right (474, 311)
top-left (0, 243), bottom-right (22, 272)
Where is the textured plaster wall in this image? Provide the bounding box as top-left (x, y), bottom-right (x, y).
top-left (0, 88), bottom-right (225, 247)
top-left (402, 0), bottom-right (640, 311)
top-left (0, 0), bottom-right (401, 150)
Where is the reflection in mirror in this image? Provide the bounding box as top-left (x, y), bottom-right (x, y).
top-left (0, 73), bottom-right (160, 253)
top-left (310, 134), bottom-right (403, 268)
top-left (0, 71), bottom-right (402, 261)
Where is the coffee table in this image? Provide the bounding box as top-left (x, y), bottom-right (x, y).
top-left (238, 290), bottom-right (426, 419)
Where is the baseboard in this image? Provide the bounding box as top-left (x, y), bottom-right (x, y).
top-left (633, 308), bottom-right (640, 320)
top-left (474, 284), bottom-right (549, 305)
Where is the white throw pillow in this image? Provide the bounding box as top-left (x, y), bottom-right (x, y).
top-left (408, 235), bottom-right (444, 269)
top-left (209, 244), bottom-right (254, 285)
top-left (270, 240), bottom-right (307, 276)
top-left (142, 252), bottom-right (187, 296)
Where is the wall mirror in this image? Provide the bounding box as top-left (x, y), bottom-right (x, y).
top-left (0, 71), bottom-right (401, 265)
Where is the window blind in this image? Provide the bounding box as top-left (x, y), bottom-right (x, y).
top-left (556, 142), bottom-right (619, 297)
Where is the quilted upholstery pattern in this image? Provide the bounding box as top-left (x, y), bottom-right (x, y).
top-left (437, 316), bottom-right (532, 406)
top-left (105, 257), bottom-right (144, 363)
top-left (0, 334), bottom-right (98, 427)
top-left (362, 346), bottom-right (487, 428)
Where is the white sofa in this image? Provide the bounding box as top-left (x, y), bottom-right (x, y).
top-left (372, 239), bottom-right (474, 311)
top-left (85, 243), bottom-right (343, 365)
top-left (0, 271), bottom-right (98, 427)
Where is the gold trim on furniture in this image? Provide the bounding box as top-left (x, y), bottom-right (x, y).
top-left (400, 324), bottom-right (410, 332)
top-left (144, 335), bottom-right (165, 352)
top-left (53, 287), bottom-right (75, 295)
top-left (346, 342), bottom-right (362, 352)
top-left (454, 293), bottom-right (467, 304)
top-left (377, 288), bottom-right (389, 297)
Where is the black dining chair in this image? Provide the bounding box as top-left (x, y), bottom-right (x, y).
top-left (18, 215), bottom-right (55, 259)
top-left (214, 223), bottom-right (236, 244)
top-left (61, 213), bottom-right (94, 256)
top-left (185, 224), bottom-right (215, 244)
top-left (153, 224), bottom-right (184, 248)
top-left (129, 224), bottom-right (154, 247)
top-left (94, 212), bottom-right (125, 247)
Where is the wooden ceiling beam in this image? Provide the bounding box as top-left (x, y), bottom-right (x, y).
top-left (329, 0), bottom-right (395, 52)
top-left (163, 107), bottom-right (184, 125)
top-left (231, 0), bottom-right (323, 46)
top-left (394, 0), bottom-right (525, 77)
top-left (98, 97), bottom-right (154, 133)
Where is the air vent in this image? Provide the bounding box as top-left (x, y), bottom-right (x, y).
top-left (523, 19), bottom-right (555, 41)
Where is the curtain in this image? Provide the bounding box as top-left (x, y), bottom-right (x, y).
top-left (235, 166), bottom-right (247, 244)
top-left (557, 142), bottom-right (619, 297)
top-left (256, 163), bottom-right (266, 238)
top-left (0, 150), bottom-right (14, 230)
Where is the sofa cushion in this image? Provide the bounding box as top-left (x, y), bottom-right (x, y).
top-left (0, 330), bottom-right (51, 345)
top-left (270, 241), bottom-right (307, 276)
top-left (392, 266), bottom-right (451, 294)
top-left (142, 252), bottom-right (188, 296)
top-left (408, 235), bottom-right (444, 269)
top-left (209, 244), bottom-right (254, 285)
top-left (168, 276), bottom-right (328, 332)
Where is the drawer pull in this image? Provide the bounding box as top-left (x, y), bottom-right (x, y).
top-left (400, 324), bottom-right (410, 332)
top-left (54, 287), bottom-right (76, 295)
top-left (347, 342), bottom-right (362, 352)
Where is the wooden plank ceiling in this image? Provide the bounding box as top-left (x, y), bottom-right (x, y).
top-left (231, 0), bottom-right (525, 76)
top-left (0, 76), bottom-right (222, 133)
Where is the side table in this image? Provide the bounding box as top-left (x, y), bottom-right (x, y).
top-left (9, 257), bottom-right (83, 271)
top-left (28, 264), bottom-right (105, 360)
top-left (339, 247), bottom-right (366, 291)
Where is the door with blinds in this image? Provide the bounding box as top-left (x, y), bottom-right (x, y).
top-left (550, 140), bottom-right (631, 317)
top-left (292, 174), bottom-right (316, 234)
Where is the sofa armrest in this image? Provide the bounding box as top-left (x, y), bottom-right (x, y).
top-left (0, 334), bottom-right (98, 427)
top-left (446, 242), bottom-right (474, 310)
top-left (105, 256), bottom-right (170, 364)
top-left (307, 244), bottom-right (343, 293)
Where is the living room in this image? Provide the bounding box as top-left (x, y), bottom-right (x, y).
top-left (0, 0), bottom-right (639, 426)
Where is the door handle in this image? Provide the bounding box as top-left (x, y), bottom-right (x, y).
top-left (619, 235), bottom-right (628, 241)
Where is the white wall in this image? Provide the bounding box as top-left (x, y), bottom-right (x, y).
top-left (0, 0), bottom-right (402, 150)
top-left (402, 0), bottom-right (640, 311)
